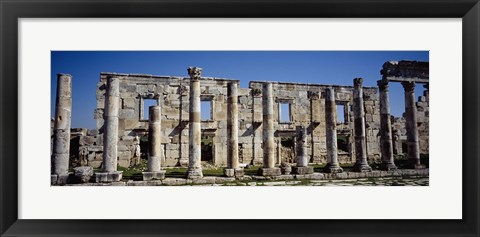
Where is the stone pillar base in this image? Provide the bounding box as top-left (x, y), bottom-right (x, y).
top-left (51, 173), bottom-right (71, 185)
top-left (186, 169), bottom-right (203, 179)
top-left (292, 166), bottom-right (314, 175)
top-left (280, 166), bottom-right (292, 175)
top-left (353, 163), bottom-right (372, 172)
top-left (407, 159), bottom-right (426, 169)
top-left (142, 171), bottom-right (166, 180)
top-left (381, 162), bottom-right (398, 171)
top-left (258, 167), bottom-right (281, 176)
top-left (224, 168), bottom-right (244, 177)
top-left (324, 164), bottom-right (343, 173)
top-left (95, 171), bottom-right (123, 183)
top-left (408, 163), bottom-right (426, 169)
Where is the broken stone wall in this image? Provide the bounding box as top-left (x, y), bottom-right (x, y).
top-left (78, 73), bottom-right (395, 169)
top-left (248, 82), bottom-right (380, 165)
top-left (88, 73), bottom-right (236, 168)
top-left (391, 91), bottom-right (429, 156)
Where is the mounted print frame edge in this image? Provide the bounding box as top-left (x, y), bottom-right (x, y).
top-left (1, 0), bottom-right (479, 236)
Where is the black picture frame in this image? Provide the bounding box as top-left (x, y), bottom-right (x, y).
top-left (1, 0), bottom-right (479, 236)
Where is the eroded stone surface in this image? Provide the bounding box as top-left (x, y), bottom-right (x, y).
top-left (57, 61), bottom-right (429, 184)
top-left (74, 166), bottom-right (93, 183)
top-left (52, 74), bottom-right (72, 176)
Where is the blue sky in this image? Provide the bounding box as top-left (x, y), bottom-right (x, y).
top-left (51, 51), bottom-right (429, 129)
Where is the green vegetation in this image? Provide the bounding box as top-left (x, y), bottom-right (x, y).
top-left (117, 159), bottom-right (147, 180)
top-left (201, 136), bottom-right (213, 145)
top-left (165, 167), bottom-right (188, 178)
top-left (393, 153), bottom-right (429, 169)
top-left (244, 165), bottom-right (261, 175)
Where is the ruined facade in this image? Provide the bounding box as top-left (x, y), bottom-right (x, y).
top-left (72, 61), bottom-right (429, 170)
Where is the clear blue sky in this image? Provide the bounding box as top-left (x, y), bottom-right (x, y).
top-left (51, 51), bottom-right (428, 129)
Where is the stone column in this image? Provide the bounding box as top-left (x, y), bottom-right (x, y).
top-left (392, 130), bottom-right (402, 155)
top-left (97, 76), bottom-right (123, 182)
top-left (324, 88), bottom-right (343, 173)
top-left (225, 82), bottom-right (243, 177)
top-left (277, 140), bottom-right (282, 165)
top-left (352, 78), bottom-right (372, 172)
top-left (259, 82), bottom-right (281, 176)
top-left (51, 73), bottom-right (72, 185)
top-left (377, 80), bottom-right (397, 171)
top-left (292, 125), bottom-right (314, 174)
top-left (401, 81), bottom-right (425, 169)
top-left (343, 102), bottom-right (350, 124)
top-left (186, 67), bottom-right (203, 179)
top-left (143, 105), bottom-right (166, 180)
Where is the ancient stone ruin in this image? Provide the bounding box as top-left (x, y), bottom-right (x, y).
top-left (50, 60), bottom-right (429, 185)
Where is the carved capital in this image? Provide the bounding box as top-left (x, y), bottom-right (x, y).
top-left (401, 81), bottom-right (416, 93)
top-left (251, 88), bottom-right (262, 97)
top-left (179, 85), bottom-right (189, 95)
top-left (353, 78), bottom-right (363, 88)
top-left (187, 67), bottom-right (202, 81)
top-left (377, 80), bottom-right (389, 92)
top-left (308, 91), bottom-right (320, 100)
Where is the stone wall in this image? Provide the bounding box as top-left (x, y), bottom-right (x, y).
top-left (91, 73), bottom-right (236, 168)
top-left (391, 90), bottom-right (429, 156)
top-left (74, 72), bottom-right (428, 169)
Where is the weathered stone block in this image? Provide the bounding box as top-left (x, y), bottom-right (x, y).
top-left (324, 164), bottom-right (343, 173)
top-left (95, 171), bottom-right (123, 183)
top-left (142, 171), bottom-right (166, 180)
top-left (74, 166), bottom-right (94, 183)
top-left (122, 98), bottom-right (136, 109)
top-left (292, 166), bottom-right (314, 174)
top-left (119, 109), bottom-right (136, 119)
top-left (118, 159), bottom-right (131, 168)
top-left (51, 173), bottom-right (71, 185)
top-left (224, 168), bottom-right (235, 177)
top-left (258, 167), bottom-right (281, 176)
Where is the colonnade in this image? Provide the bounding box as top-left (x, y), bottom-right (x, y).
top-left (52, 65), bottom-right (427, 184)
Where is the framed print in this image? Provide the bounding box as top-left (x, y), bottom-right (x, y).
top-left (1, 0), bottom-right (479, 236)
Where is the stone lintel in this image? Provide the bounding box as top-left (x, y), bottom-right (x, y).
top-left (142, 171), bottom-right (166, 181)
top-left (95, 171), bottom-right (123, 183)
top-left (292, 166), bottom-right (314, 175)
top-left (384, 77), bottom-right (429, 84)
top-left (275, 130), bottom-right (296, 137)
top-left (380, 60), bottom-right (429, 81)
top-left (224, 168), bottom-right (244, 177)
top-left (258, 167), bottom-right (282, 176)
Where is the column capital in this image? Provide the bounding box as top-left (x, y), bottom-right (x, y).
top-left (57, 73), bottom-right (72, 78)
top-left (377, 79), bottom-right (389, 92)
top-left (187, 67), bottom-right (202, 81)
top-left (263, 81), bottom-right (273, 89)
top-left (353, 78), bottom-right (363, 88)
top-left (308, 91), bottom-right (320, 100)
top-left (325, 87), bottom-right (335, 101)
top-left (401, 81), bottom-right (416, 93)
